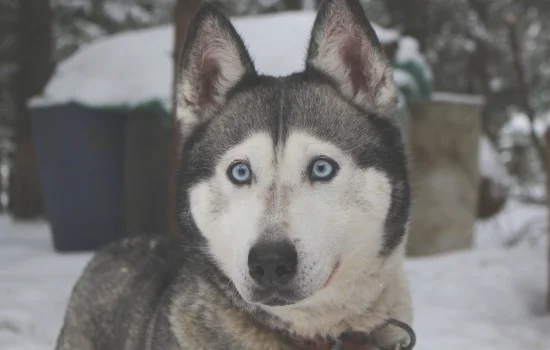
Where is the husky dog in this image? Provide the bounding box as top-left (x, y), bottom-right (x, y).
top-left (56, 0), bottom-right (413, 349)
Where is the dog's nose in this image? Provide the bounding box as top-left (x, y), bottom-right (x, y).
top-left (248, 241), bottom-right (298, 288)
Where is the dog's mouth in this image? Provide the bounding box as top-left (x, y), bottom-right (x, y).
top-left (249, 261), bottom-right (341, 306)
top-left (249, 288), bottom-right (303, 307)
top-left (322, 261), bottom-right (340, 289)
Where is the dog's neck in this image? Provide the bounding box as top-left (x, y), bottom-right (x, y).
top-left (202, 239), bottom-right (410, 334)
top-left (170, 248), bottom-right (411, 349)
top-left (179, 219), bottom-right (410, 338)
top-left (263, 252), bottom-right (410, 336)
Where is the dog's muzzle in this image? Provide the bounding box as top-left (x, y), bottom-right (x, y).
top-left (247, 240), bottom-right (299, 305)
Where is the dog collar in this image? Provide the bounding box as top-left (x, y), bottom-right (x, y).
top-left (286, 318), bottom-right (416, 350)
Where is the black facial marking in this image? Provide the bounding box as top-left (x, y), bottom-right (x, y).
top-left (178, 73), bottom-right (409, 257)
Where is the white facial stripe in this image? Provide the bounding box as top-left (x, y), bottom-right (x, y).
top-left (281, 132), bottom-right (392, 287)
top-left (188, 130), bottom-right (396, 312)
top-left (189, 133), bottom-right (275, 298)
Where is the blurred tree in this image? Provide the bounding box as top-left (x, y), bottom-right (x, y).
top-left (47, 0), bottom-right (550, 188)
top-left (169, 0), bottom-right (201, 236)
top-left (0, 0), bottom-right (18, 125)
top-left (546, 129), bottom-right (550, 311)
top-left (11, 0), bottom-right (55, 218)
top-left (0, 0), bottom-right (18, 68)
top-left (91, 0), bottom-right (106, 15)
top-left (384, 0), bottom-right (430, 50)
top-left (360, 0), bottom-right (550, 186)
top-left (52, 0), bottom-right (176, 61)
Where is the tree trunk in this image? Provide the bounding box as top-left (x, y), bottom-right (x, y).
top-left (168, 0), bottom-right (202, 236)
top-left (11, 0), bottom-right (55, 219)
top-left (506, 14), bottom-right (546, 169)
top-left (546, 128), bottom-right (550, 311)
top-left (125, 109), bottom-right (170, 237)
top-left (91, 0), bottom-right (106, 15)
top-left (283, 0), bottom-right (302, 11)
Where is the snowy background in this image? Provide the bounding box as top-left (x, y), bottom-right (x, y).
top-left (2, 1), bottom-right (550, 349)
top-left (1, 200), bottom-right (549, 350)
top-left (31, 11), bottom-right (422, 111)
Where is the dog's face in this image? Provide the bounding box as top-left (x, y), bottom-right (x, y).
top-left (176, 0), bottom-right (409, 308)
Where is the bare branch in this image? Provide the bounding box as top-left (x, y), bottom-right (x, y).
top-left (506, 13), bottom-right (547, 168)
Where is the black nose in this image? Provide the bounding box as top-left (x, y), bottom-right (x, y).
top-left (248, 241), bottom-right (298, 288)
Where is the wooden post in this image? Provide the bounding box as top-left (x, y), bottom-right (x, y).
top-left (125, 108), bottom-right (170, 237)
top-left (407, 92), bottom-right (484, 256)
top-left (168, 0), bottom-right (201, 236)
top-left (546, 128), bottom-right (550, 311)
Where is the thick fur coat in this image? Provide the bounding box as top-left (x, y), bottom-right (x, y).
top-left (56, 0), bottom-right (413, 349)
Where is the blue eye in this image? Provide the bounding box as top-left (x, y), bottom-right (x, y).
top-left (228, 162), bottom-right (252, 185)
top-left (309, 157), bottom-right (339, 182)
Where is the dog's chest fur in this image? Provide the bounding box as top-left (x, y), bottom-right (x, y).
top-left (56, 236), bottom-right (408, 350)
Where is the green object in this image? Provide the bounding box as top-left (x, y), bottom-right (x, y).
top-left (100, 100), bottom-right (172, 128)
top-left (48, 99), bottom-right (173, 129)
top-left (391, 58), bottom-right (433, 110)
top-left (390, 56), bottom-right (433, 149)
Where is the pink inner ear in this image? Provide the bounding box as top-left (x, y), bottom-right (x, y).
top-left (340, 37), bottom-right (370, 99)
top-left (197, 57), bottom-right (220, 109)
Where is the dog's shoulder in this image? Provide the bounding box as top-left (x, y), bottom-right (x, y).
top-left (82, 235), bottom-right (187, 283)
top-left (58, 235), bottom-right (192, 349)
top-left (77, 235), bottom-right (193, 303)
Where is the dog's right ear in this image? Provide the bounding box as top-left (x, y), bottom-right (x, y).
top-left (306, 0), bottom-right (397, 115)
top-left (176, 3), bottom-right (256, 138)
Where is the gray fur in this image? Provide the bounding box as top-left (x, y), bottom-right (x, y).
top-left (56, 236), bottom-right (294, 349)
top-left (56, 0), bottom-right (412, 349)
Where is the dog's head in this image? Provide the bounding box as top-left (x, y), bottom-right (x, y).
top-left (176, 0), bottom-right (410, 308)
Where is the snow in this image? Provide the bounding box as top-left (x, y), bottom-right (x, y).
top-left (30, 11), bottom-right (409, 111)
top-left (500, 112), bottom-right (550, 142)
top-left (0, 218), bottom-right (90, 350)
top-left (393, 69), bottom-right (420, 97)
top-left (1, 199), bottom-right (549, 350)
top-left (52, 0), bottom-right (91, 12)
top-left (396, 36), bottom-right (433, 82)
top-left (431, 92), bottom-right (485, 106)
top-left (479, 135), bottom-right (512, 196)
top-left (104, 3), bottom-right (153, 24)
top-left (30, 25), bottom-right (174, 111)
top-left (104, 3), bottom-right (132, 23)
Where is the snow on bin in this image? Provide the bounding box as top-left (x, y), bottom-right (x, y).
top-left (407, 92), bottom-right (484, 256)
top-left (30, 27), bottom-right (173, 251)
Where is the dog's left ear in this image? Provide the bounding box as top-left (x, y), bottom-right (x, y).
top-left (306, 0), bottom-right (397, 115)
top-left (176, 3), bottom-right (256, 138)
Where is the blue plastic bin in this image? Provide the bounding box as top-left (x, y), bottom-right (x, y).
top-left (31, 103), bottom-right (126, 252)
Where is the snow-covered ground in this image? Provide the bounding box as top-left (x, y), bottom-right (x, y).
top-left (1, 200), bottom-right (549, 350)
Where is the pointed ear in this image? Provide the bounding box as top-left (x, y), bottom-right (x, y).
top-left (306, 0), bottom-right (397, 115)
top-left (176, 3), bottom-right (256, 138)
